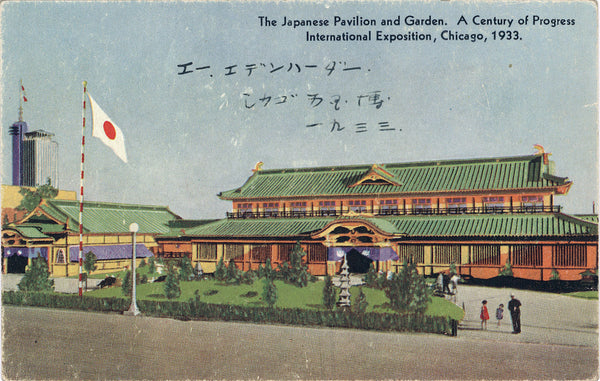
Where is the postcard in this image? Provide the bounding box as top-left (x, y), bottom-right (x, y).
top-left (1, 1), bottom-right (598, 380)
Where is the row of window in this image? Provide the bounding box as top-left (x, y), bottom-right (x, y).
top-left (235, 195), bottom-right (545, 212)
top-left (196, 243), bottom-right (328, 262)
top-left (195, 243), bottom-right (588, 268)
top-left (397, 244), bottom-right (587, 267)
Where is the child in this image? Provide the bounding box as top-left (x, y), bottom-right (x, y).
top-left (480, 300), bottom-right (490, 330)
top-left (496, 303), bottom-right (504, 327)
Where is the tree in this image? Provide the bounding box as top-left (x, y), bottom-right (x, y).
top-left (277, 242), bottom-right (312, 287)
top-left (215, 257), bottom-right (227, 281)
top-left (83, 251), bottom-right (97, 275)
top-left (139, 258), bottom-right (147, 268)
top-left (18, 257), bottom-right (54, 292)
top-left (17, 178), bottom-right (59, 212)
top-left (499, 259), bottom-right (513, 277)
top-left (385, 261), bottom-right (430, 314)
top-left (449, 262), bottom-right (457, 275)
top-left (405, 261), bottom-right (430, 314)
top-left (363, 262), bottom-right (378, 287)
top-left (262, 277), bottom-right (277, 308)
top-left (147, 256), bottom-right (156, 274)
top-left (121, 270), bottom-right (132, 296)
top-left (354, 287), bottom-right (368, 314)
top-left (178, 256), bottom-right (194, 281)
top-left (258, 258), bottom-right (275, 280)
top-left (322, 275), bottom-right (337, 310)
top-left (226, 260), bottom-right (241, 284)
top-left (83, 251), bottom-right (97, 291)
top-left (241, 270), bottom-right (256, 285)
top-left (164, 263), bottom-right (181, 299)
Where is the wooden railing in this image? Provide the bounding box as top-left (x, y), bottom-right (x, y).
top-left (226, 205), bottom-right (562, 219)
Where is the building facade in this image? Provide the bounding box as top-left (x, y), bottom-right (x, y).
top-left (155, 149), bottom-right (597, 282)
top-left (1, 199), bottom-right (180, 276)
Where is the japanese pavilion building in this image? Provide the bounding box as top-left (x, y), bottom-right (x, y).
top-left (155, 148), bottom-right (597, 282)
top-left (1, 148), bottom-right (597, 282)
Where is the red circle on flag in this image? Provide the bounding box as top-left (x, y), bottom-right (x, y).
top-left (103, 121), bottom-right (117, 140)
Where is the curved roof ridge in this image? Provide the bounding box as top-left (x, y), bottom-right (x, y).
top-left (254, 154), bottom-right (543, 174)
top-left (47, 198), bottom-right (175, 211)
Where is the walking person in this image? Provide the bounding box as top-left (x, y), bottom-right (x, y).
top-left (496, 303), bottom-right (504, 327)
top-left (480, 300), bottom-right (490, 330)
top-left (508, 293), bottom-right (522, 333)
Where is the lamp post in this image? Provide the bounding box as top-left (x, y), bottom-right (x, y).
top-left (125, 222), bottom-right (140, 316)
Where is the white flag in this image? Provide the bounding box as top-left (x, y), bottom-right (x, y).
top-left (88, 93), bottom-right (128, 163)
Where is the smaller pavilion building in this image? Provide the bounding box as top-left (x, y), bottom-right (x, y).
top-left (2, 199), bottom-right (180, 276)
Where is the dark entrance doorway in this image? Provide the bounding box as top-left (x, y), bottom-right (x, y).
top-left (7, 255), bottom-right (28, 273)
top-left (346, 249), bottom-right (373, 273)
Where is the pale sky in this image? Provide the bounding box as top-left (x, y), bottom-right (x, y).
top-left (1, 0), bottom-right (597, 219)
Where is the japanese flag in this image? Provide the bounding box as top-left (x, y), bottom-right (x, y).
top-left (88, 93), bottom-right (128, 163)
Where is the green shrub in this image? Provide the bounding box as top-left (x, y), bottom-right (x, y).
top-left (18, 258), bottom-right (54, 292)
top-left (164, 263), bottom-right (181, 299)
top-left (121, 270), bottom-right (132, 296)
top-left (322, 275), bottom-right (336, 310)
top-left (354, 287), bottom-right (368, 314)
top-left (363, 263), bottom-right (378, 287)
top-left (179, 256), bottom-right (194, 281)
top-left (226, 260), bottom-right (241, 284)
top-left (241, 270), bottom-right (257, 285)
top-left (262, 278), bottom-right (277, 307)
top-left (2, 291), bottom-right (455, 335)
top-left (215, 257), bottom-right (227, 282)
top-left (385, 261), bottom-right (430, 314)
top-left (276, 242), bottom-right (312, 287)
top-left (499, 260), bottom-right (513, 277)
top-left (258, 258), bottom-right (275, 280)
top-left (83, 251), bottom-right (97, 275)
top-left (147, 256), bottom-right (156, 274)
top-left (449, 262), bottom-right (457, 275)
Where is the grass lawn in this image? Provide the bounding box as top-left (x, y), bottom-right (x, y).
top-left (564, 290), bottom-right (598, 299)
top-left (86, 278), bottom-right (465, 320)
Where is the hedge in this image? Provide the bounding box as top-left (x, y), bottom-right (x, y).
top-left (3, 291), bottom-right (457, 335)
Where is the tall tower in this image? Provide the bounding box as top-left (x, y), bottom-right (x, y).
top-left (9, 81), bottom-right (59, 188)
top-left (9, 121), bottom-right (28, 186)
top-left (9, 80), bottom-right (29, 186)
top-left (22, 130), bottom-right (59, 187)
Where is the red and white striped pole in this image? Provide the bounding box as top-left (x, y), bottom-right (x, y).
top-left (78, 81), bottom-right (88, 296)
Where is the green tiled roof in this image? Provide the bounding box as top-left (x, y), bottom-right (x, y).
top-left (219, 154), bottom-right (570, 200)
top-left (574, 214), bottom-right (599, 223)
top-left (386, 213), bottom-right (597, 237)
top-left (5, 225), bottom-right (53, 240)
top-left (161, 213), bottom-right (596, 239)
top-left (29, 199), bottom-right (180, 234)
top-left (181, 217), bottom-right (334, 237)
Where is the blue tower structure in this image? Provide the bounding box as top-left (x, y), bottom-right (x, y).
top-left (9, 106), bottom-right (28, 186)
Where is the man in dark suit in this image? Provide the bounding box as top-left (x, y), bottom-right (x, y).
top-left (508, 293), bottom-right (522, 333)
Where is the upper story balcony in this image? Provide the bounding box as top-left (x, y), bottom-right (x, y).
top-left (226, 205), bottom-right (563, 219)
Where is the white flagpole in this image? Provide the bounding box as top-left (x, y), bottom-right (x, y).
top-left (78, 81), bottom-right (88, 296)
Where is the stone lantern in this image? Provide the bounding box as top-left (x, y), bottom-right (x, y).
top-left (337, 254), bottom-right (351, 308)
